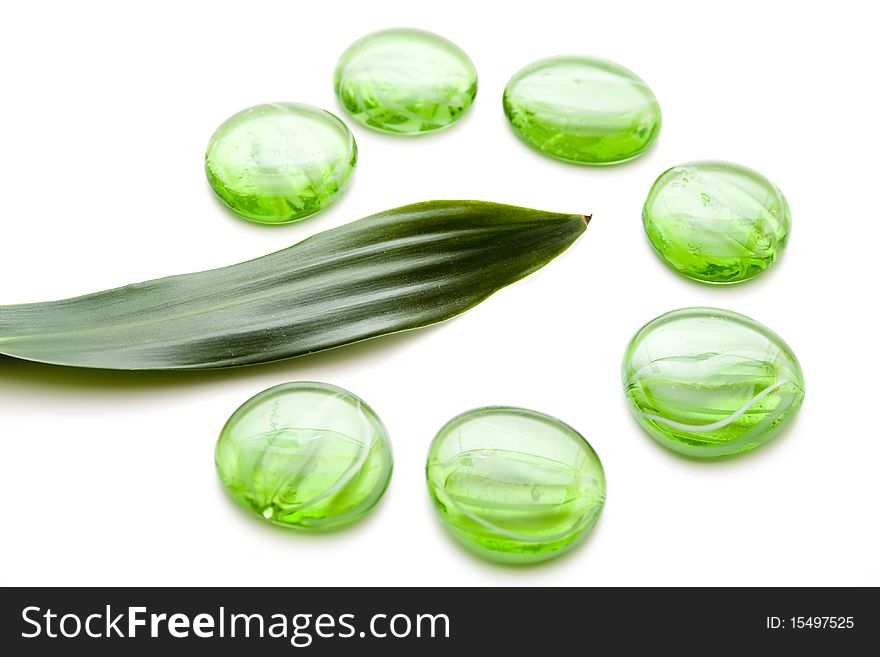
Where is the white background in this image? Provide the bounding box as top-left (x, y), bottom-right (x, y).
top-left (1, 0), bottom-right (878, 587)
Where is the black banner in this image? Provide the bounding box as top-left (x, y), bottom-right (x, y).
top-left (0, 587), bottom-right (875, 654)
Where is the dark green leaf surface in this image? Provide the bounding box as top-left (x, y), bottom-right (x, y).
top-left (0, 201), bottom-right (587, 370)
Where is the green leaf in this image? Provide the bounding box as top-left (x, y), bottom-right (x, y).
top-left (0, 201), bottom-right (588, 370)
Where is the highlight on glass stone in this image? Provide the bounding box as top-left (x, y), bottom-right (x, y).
top-left (334, 27), bottom-right (478, 135)
top-left (426, 406), bottom-right (606, 564)
top-left (205, 102), bottom-right (357, 224)
top-left (215, 381), bottom-right (393, 530)
top-left (622, 308), bottom-right (805, 458)
top-left (503, 55), bottom-right (661, 165)
top-left (643, 161), bottom-right (791, 283)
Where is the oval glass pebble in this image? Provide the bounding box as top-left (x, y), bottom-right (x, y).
top-left (622, 308), bottom-right (805, 458)
top-left (334, 28), bottom-right (478, 135)
top-left (426, 406), bottom-right (606, 564)
top-left (643, 161), bottom-right (791, 283)
top-left (205, 103), bottom-right (357, 224)
top-left (503, 55), bottom-right (661, 165)
top-left (215, 382), bottom-right (392, 530)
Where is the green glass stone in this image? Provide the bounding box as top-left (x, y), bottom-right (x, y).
top-left (622, 308), bottom-right (805, 458)
top-left (426, 407), bottom-right (606, 564)
top-left (643, 161), bottom-right (791, 283)
top-left (215, 382), bottom-right (392, 530)
top-left (503, 55), bottom-right (661, 165)
top-left (205, 103), bottom-right (357, 224)
top-left (334, 28), bottom-right (478, 135)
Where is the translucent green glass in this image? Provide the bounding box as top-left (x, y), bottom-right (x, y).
top-left (334, 28), bottom-right (477, 135)
top-left (623, 308), bottom-right (805, 458)
top-left (215, 382), bottom-right (392, 530)
top-left (643, 161), bottom-right (791, 283)
top-left (205, 103), bottom-right (356, 224)
top-left (426, 407), bottom-right (606, 564)
top-left (503, 55), bottom-right (661, 165)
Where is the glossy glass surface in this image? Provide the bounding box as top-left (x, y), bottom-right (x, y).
top-left (215, 382), bottom-right (392, 529)
top-left (623, 308), bottom-right (805, 458)
top-left (334, 28), bottom-right (477, 134)
top-left (643, 161), bottom-right (791, 283)
top-left (503, 55), bottom-right (661, 164)
top-left (205, 103), bottom-right (356, 224)
top-left (426, 406), bottom-right (605, 564)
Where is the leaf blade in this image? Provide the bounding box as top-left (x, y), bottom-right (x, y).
top-left (0, 201), bottom-right (587, 370)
